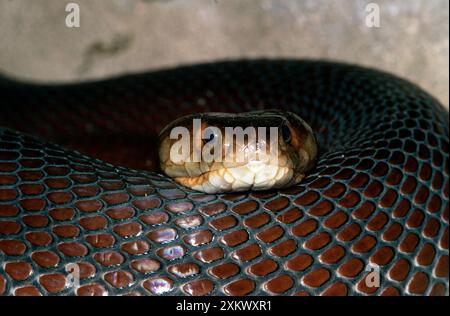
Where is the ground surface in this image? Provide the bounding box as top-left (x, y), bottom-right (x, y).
top-left (0, 0), bottom-right (448, 108)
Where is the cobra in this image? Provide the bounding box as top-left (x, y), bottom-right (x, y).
top-left (0, 60), bottom-right (448, 296)
top-left (158, 110), bottom-right (318, 193)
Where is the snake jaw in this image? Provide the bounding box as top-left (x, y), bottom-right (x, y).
top-left (174, 163), bottom-right (296, 194)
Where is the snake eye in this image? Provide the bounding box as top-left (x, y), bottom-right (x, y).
top-left (206, 133), bottom-right (214, 142)
top-left (281, 125), bottom-right (291, 143)
top-left (204, 129), bottom-right (215, 143)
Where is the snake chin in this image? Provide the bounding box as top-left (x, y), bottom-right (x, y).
top-left (172, 163), bottom-right (305, 194)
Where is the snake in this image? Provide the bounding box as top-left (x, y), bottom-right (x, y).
top-left (158, 110), bottom-right (318, 193)
top-left (0, 60), bottom-right (448, 296)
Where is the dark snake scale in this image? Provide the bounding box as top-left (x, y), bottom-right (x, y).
top-left (0, 60), bottom-right (448, 296)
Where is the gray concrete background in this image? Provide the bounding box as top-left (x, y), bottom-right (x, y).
top-left (0, 0), bottom-right (448, 108)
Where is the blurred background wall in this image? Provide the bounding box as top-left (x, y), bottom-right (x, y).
top-left (0, 0), bottom-right (448, 108)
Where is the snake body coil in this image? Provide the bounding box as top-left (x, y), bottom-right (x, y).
top-left (0, 60), bottom-right (448, 296)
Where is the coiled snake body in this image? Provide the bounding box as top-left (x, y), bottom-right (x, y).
top-left (0, 60), bottom-right (448, 296)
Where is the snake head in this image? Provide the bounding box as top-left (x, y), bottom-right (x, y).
top-left (158, 110), bottom-right (318, 193)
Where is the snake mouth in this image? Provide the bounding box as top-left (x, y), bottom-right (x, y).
top-left (171, 163), bottom-right (303, 194)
